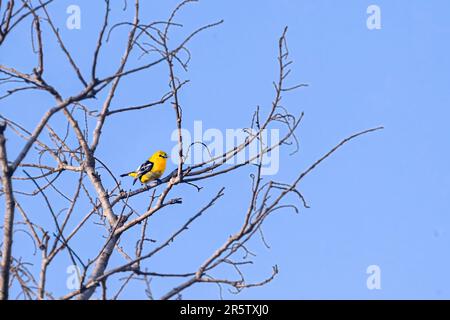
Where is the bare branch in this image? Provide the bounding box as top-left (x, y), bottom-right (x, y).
top-left (0, 121), bottom-right (15, 300)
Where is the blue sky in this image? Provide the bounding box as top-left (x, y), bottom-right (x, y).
top-left (1, 0), bottom-right (450, 299)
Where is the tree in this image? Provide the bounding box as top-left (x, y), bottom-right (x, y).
top-left (0, 0), bottom-right (382, 300)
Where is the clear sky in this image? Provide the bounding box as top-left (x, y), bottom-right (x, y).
top-left (1, 0), bottom-right (450, 299)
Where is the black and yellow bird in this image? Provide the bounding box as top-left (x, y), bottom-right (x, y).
top-left (120, 150), bottom-right (168, 185)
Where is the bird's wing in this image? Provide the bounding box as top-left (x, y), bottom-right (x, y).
top-left (135, 160), bottom-right (154, 180)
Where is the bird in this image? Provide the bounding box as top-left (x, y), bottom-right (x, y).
top-left (120, 150), bottom-right (168, 185)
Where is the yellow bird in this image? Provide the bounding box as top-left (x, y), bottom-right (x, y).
top-left (120, 150), bottom-right (168, 185)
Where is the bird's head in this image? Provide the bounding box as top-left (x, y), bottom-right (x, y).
top-left (154, 150), bottom-right (168, 159)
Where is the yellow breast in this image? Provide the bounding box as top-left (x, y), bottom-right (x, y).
top-left (140, 170), bottom-right (163, 183)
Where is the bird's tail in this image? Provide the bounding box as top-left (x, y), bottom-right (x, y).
top-left (120, 172), bottom-right (136, 178)
top-left (120, 172), bottom-right (139, 185)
